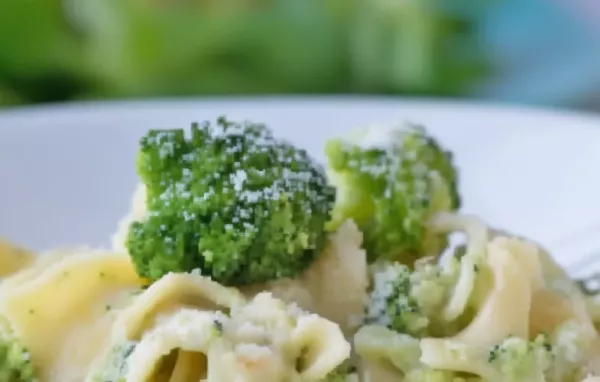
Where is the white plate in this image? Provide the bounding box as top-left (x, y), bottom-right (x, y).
top-left (1, 97), bottom-right (599, 270)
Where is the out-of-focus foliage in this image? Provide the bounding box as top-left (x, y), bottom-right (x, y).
top-left (0, 0), bottom-right (489, 106)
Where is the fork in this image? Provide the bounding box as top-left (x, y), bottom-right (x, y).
top-left (551, 221), bottom-right (600, 296)
top-left (569, 252), bottom-right (600, 296)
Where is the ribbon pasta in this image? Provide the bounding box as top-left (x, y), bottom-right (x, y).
top-left (0, 246), bottom-right (351, 382)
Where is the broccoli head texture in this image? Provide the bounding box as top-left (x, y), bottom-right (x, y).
top-left (486, 334), bottom-right (552, 382)
top-left (0, 321), bottom-right (36, 382)
top-left (544, 320), bottom-right (595, 382)
top-left (325, 124), bottom-right (460, 263)
top-left (484, 321), bottom-right (596, 382)
top-left (126, 117), bottom-right (335, 286)
top-left (365, 261), bottom-right (460, 337)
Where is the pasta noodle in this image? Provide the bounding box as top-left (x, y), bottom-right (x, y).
top-left (351, 216), bottom-right (600, 381)
top-left (0, 250), bottom-right (144, 382)
top-left (123, 308), bottom-right (219, 381)
top-left (428, 212), bottom-right (489, 321)
top-left (419, 236), bottom-right (542, 377)
top-left (0, 240), bottom-right (34, 278)
top-left (301, 220), bottom-right (369, 334)
top-left (111, 183), bottom-right (148, 252)
top-left (114, 271), bottom-right (245, 340)
top-left (243, 220), bottom-right (368, 334)
top-left (0, 246), bottom-right (352, 382)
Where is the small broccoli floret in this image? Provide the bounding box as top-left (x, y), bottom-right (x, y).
top-left (545, 320), bottom-right (595, 382)
top-left (365, 261), bottom-right (459, 337)
top-left (486, 334), bottom-right (552, 382)
top-left (325, 124), bottom-right (460, 263)
top-left (126, 117), bottom-right (335, 285)
top-left (0, 320), bottom-right (36, 382)
top-left (484, 321), bottom-right (595, 382)
top-left (87, 340), bottom-right (136, 382)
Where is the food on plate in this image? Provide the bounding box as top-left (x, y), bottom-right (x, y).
top-left (0, 117), bottom-right (598, 381)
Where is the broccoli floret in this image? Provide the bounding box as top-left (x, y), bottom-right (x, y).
top-left (325, 124), bottom-right (460, 263)
top-left (0, 323), bottom-right (36, 382)
top-left (365, 261), bottom-right (460, 337)
top-left (486, 334), bottom-right (552, 382)
top-left (126, 117), bottom-right (335, 285)
top-left (544, 321), bottom-right (595, 382)
top-left (484, 321), bottom-right (595, 382)
top-left (87, 340), bottom-right (136, 382)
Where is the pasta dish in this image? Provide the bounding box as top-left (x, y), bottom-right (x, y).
top-left (0, 118), bottom-right (599, 382)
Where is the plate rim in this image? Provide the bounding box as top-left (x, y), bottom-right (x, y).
top-left (1, 96), bottom-right (599, 131)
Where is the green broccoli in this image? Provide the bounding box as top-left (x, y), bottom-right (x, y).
top-left (483, 321), bottom-right (596, 382)
top-left (325, 124), bottom-right (460, 263)
top-left (365, 260), bottom-right (461, 337)
top-left (486, 334), bottom-right (552, 382)
top-left (544, 320), bottom-right (595, 382)
top-left (126, 117), bottom-right (335, 285)
top-left (0, 320), bottom-right (36, 382)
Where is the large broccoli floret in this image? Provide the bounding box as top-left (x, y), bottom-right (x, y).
top-left (365, 260), bottom-right (461, 337)
top-left (0, 320), bottom-right (36, 382)
top-left (126, 117), bottom-right (335, 286)
top-left (325, 124), bottom-right (460, 263)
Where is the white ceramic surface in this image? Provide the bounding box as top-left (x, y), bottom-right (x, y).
top-left (1, 97), bottom-right (599, 270)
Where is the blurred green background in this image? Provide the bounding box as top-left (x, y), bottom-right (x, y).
top-left (1, 0), bottom-right (599, 109)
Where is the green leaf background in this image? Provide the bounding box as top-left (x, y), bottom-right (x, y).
top-left (0, 0), bottom-right (490, 106)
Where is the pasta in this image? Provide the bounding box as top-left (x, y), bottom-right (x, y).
top-left (355, 216), bottom-right (600, 381)
top-left (2, 210), bottom-right (599, 381)
top-left (0, 240), bottom-right (34, 278)
top-left (0, 250), bottom-right (144, 381)
top-left (418, 236), bottom-right (542, 377)
top-left (0, 246), bottom-right (351, 381)
top-left (244, 220), bottom-right (368, 334)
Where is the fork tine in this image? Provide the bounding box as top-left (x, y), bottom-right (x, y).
top-left (566, 250), bottom-right (600, 274)
top-left (576, 272), bottom-right (600, 296)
